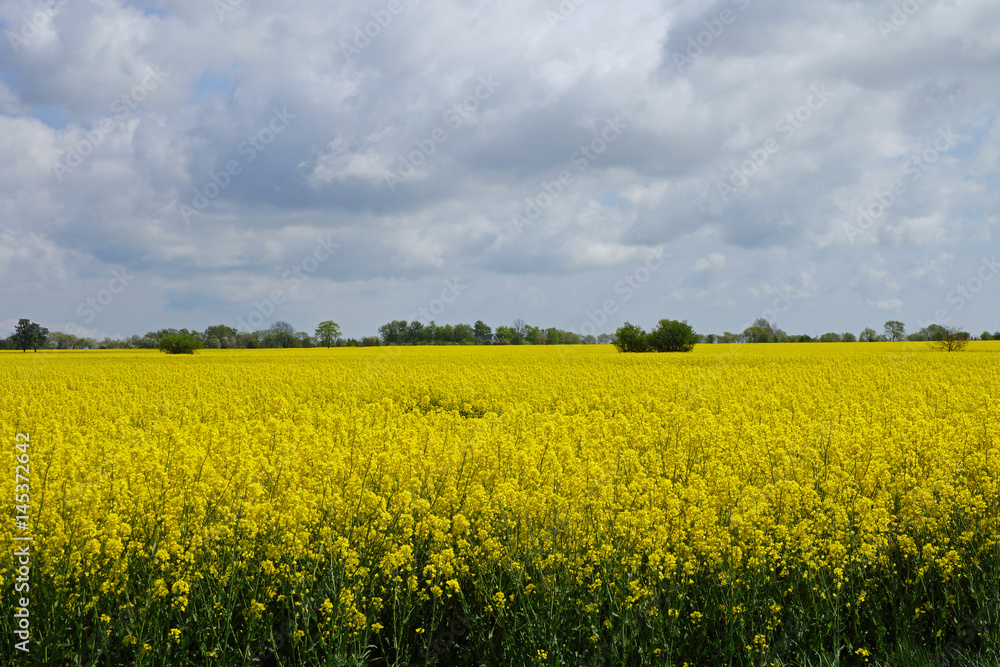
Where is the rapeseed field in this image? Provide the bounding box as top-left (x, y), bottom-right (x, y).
top-left (2, 344), bottom-right (998, 665)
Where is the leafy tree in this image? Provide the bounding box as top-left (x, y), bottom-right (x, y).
top-left (841, 332), bottom-right (857, 342)
top-left (743, 326), bottom-right (771, 343)
top-left (981, 331), bottom-right (993, 341)
top-left (378, 320), bottom-right (408, 345)
top-left (265, 330), bottom-right (299, 348)
top-left (270, 321), bottom-right (296, 335)
top-left (930, 325), bottom-right (970, 352)
top-left (545, 328), bottom-right (564, 345)
top-left (819, 332), bottom-right (841, 342)
top-left (12, 319), bottom-right (48, 352)
top-left (51, 331), bottom-right (81, 349)
top-left (205, 324), bottom-right (238, 341)
top-left (453, 324), bottom-right (475, 345)
top-left (315, 321), bottom-right (342, 347)
top-left (613, 322), bottom-right (650, 353)
top-left (473, 320), bottom-right (491, 337)
top-left (158, 333), bottom-right (203, 354)
top-left (648, 319), bottom-right (698, 352)
top-left (524, 326), bottom-right (545, 345)
top-left (753, 318), bottom-right (776, 337)
top-left (596, 333), bottom-right (614, 345)
top-left (884, 320), bottom-right (905, 342)
top-left (858, 327), bottom-right (880, 342)
top-left (583, 334), bottom-right (597, 344)
top-left (495, 326), bottom-right (522, 345)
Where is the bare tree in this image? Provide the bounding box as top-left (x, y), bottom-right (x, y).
top-left (931, 325), bottom-right (970, 352)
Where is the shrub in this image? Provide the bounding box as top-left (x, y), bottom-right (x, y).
top-left (613, 322), bottom-right (650, 353)
top-left (158, 333), bottom-right (203, 355)
top-left (648, 319), bottom-right (698, 353)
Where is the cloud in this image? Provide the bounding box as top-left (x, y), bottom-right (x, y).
top-left (1, 0), bottom-right (999, 338)
top-left (694, 252), bottom-right (725, 272)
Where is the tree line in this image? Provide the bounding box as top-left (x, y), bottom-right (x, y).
top-left (3, 316), bottom-right (992, 353)
top-left (377, 319), bottom-right (607, 346)
top-left (703, 318), bottom-right (986, 345)
top-left (0, 318), bottom-right (607, 352)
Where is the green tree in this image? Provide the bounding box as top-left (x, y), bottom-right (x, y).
top-left (858, 327), bottom-right (880, 342)
top-left (613, 322), bottom-right (650, 353)
top-left (158, 333), bottom-right (203, 354)
top-left (12, 319), bottom-right (49, 352)
top-left (378, 320), bottom-right (408, 345)
top-left (453, 323), bottom-right (475, 345)
top-left (648, 319), bottom-right (698, 352)
top-left (495, 326), bottom-right (523, 345)
top-left (205, 324), bottom-right (238, 340)
top-left (841, 332), bottom-right (857, 342)
top-left (884, 320), bottom-right (905, 342)
top-left (931, 325), bottom-right (970, 352)
top-left (51, 331), bottom-right (81, 349)
top-left (524, 326), bottom-right (545, 345)
top-left (315, 321), bottom-right (342, 347)
top-left (819, 332), bottom-right (841, 342)
top-left (742, 326), bottom-right (771, 343)
top-left (473, 320), bottom-right (491, 337)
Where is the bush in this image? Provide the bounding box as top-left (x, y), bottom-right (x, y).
top-left (158, 333), bottom-right (203, 355)
top-left (613, 322), bottom-right (650, 353)
top-left (648, 319), bottom-right (698, 353)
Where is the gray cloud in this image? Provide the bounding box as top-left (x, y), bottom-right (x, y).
top-left (1, 0), bottom-right (999, 340)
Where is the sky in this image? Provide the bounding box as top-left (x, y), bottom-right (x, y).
top-left (1, 0), bottom-right (998, 341)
